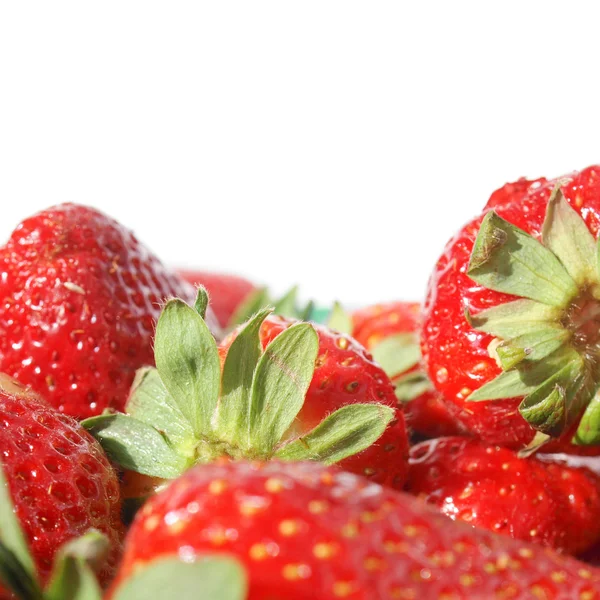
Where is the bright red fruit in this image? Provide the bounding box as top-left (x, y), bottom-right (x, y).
top-left (220, 314), bottom-right (409, 489)
top-left (421, 166), bottom-right (600, 450)
top-left (0, 375), bottom-right (123, 595)
top-left (350, 302), bottom-right (463, 439)
top-left (178, 269), bottom-right (257, 328)
top-left (112, 460), bottom-right (600, 599)
top-left (0, 203), bottom-right (212, 420)
top-left (407, 437), bottom-right (600, 556)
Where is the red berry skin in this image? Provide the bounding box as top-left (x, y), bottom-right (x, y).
top-left (0, 204), bottom-right (209, 420)
top-left (421, 166), bottom-right (600, 450)
top-left (112, 460), bottom-right (600, 600)
top-left (407, 437), bottom-right (600, 556)
top-left (178, 270), bottom-right (256, 328)
top-left (0, 378), bottom-right (123, 595)
top-left (221, 315), bottom-right (409, 489)
top-left (351, 302), bottom-right (464, 439)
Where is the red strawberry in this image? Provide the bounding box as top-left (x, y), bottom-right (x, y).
top-left (421, 166), bottom-right (600, 451)
top-left (177, 269), bottom-right (258, 329)
top-left (0, 374), bottom-right (123, 595)
top-left (350, 302), bottom-right (464, 439)
top-left (407, 436), bottom-right (600, 555)
top-left (110, 460), bottom-right (600, 599)
top-left (0, 203), bottom-right (217, 420)
top-left (220, 314), bottom-right (409, 489)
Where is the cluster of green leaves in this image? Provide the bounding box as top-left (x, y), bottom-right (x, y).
top-left (466, 185), bottom-right (600, 446)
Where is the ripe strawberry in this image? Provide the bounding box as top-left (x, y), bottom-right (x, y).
top-left (349, 302), bottom-right (463, 439)
top-left (0, 374), bottom-right (123, 596)
top-left (84, 292), bottom-right (399, 499)
top-left (177, 270), bottom-right (259, 329)
top-left (110, 460), bottom-right (600, 599)
top-left (407, 436), bottom-right (600, 555)
top-left (0, 203), bottom-right (217, 420)
top-left (220, 314), bottom-right (410, 488)
top-left (421, 166), bottom-right (600, 451)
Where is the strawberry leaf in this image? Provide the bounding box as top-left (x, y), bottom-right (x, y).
top-left (82, 414), bottom-right (189, 479)
top-left (111, 556), bottom-right (247, 600)
top-left (574, 388), bottom-right (600, 445)
top-left (393, 371), bottom-right (434, 402)
top-left (371, 333), bottom-right (420, 378)
top-left (275, 403), bottom-right (394, 464)
top-left (327, 302), bottom-right (352, 335)
top-left (272, 286), bottom-right (299, 319)
top-left (467, 346), bottom-right (580, 401)
top-left (248, 323), bottom-right (318, 456)
top-left (193, 286), bottom-right (209, 320)
top-left (542, 186), bottom-right (597, 287)
top-left (216, 308), bottom-right (272, 445)
top-left (0, 459), bottom-right (37, 585)
top-left (492, 327), bottom-right (569, 370)
top-left (468, 210), bottom-right (577, 307)
top-left (155, 299), bottom-right (220, 438)
top-left (45, 531), bottom-right (107, 600)
top-left (125, 368), bottom-right (196, 458)
top-left (0, 541), bottom-right (43, 600)
top-left (228, 287), bottom-right (269, 328)
top-left (465, 300), bottom-right (563, 339)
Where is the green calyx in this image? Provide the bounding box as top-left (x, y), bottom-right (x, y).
top-left (466, 184), bottom-right (600, 444)
top-left (83, 288), bottom-right (394, 480)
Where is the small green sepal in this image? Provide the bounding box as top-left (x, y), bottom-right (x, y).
top-left (371, 333), bottom-right (421, 378)
top-left (111, 556), bottom-right (247, 600)
top-left (327, 302), bottom-right (353, 335)
top-left (193, 286), bottom-right (210, 320)
top-left (275, 403), bottom-right (395, 464)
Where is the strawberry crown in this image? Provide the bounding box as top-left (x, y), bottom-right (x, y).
top-left (0, 454), bottom-right (247, 599)
top-left (82, 289), bottom-right (394, 480)
top-left (465, 184), bottom-right (600, 450)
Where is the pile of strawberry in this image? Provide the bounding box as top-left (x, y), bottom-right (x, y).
top-left (1, 169), bottom-right (600, 599)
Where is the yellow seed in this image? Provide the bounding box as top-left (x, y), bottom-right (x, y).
top-left (364, 557), bottom-right (386, 572)
top-left (249, 544), bottom-right (269, 561)
top-left (341, 522), bottom-right (359, 538)
top-left (484, 562), bottom-right (497, 574)
top-left (208, 479), bottom-right (228, 495)
top-left (579, 568), bottom-right (593, 579)
top-left (551, 571), bottom-right (567, 583)
top-left (518, 548), bottom-right (534, 559)
top-left (403, 525), bottom-right (419, 537)
top-left (265, 478), bottom-right (285, 493)
top-left (144, 515), bottom-right (160, 532)
top-left (308, 500), bottom-right (330, 514)
top-left (282, 563), bottom-right (311, 581)
top-left (279, 519), bottom-right (300, 537)
top-left (459, 574), bottom-right (476, 587)
top-left (313, 543), bottom-right (337, 560)
top-left (581, 590), bottom-right (596, 600)
top-left (332, 581), bottom-right (355, 598)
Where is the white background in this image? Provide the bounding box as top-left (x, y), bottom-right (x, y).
top-left (0, 2), bottom-right (598, 306)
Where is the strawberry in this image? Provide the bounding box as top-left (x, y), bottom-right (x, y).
top-left (220, 314), bottom-right (410, 488)
top-left (177, 270), bottom-right (259, 329)
top-left (347, 302), bottom-right (463, 439)
top-left (421, 166), bottom-right (600, 451)
top-left (83, 290), bottom-right (401, 496)
top-left (407, 436), bottom-right (600, 556)
top-left (0, 203), bottom-right (217, 420)
top-left (110, 460), bottom-right (600, 599)
top-left (0, 373), bottom-right (123, 596)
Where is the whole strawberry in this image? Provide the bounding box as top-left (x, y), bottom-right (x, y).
top-left (348, 302), bottom-right (463, 439)
top-left (407, 436), bottom-right (600, 555)
top-left (84, 291), bottom-right (398, 497)
top-left (0, 374), bottom-right (123, 596)
top-left (421, 166), bottom-right (600, 451)
top-left (0, 203), bottom-right (216, 420)
top-left (110, 460), bottom-right (600, 600)
top-left (222, 314), bottom-right (409, 488)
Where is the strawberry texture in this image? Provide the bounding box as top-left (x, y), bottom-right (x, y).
top-left (0, 203), bottom-right (209, 420)
top-left (112, 460), bottom-right (600, 600)
top-left (407, 437), bottom-right (600, 556)
top-left (0, 378), bottom-right (123, 596)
